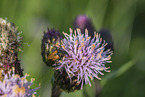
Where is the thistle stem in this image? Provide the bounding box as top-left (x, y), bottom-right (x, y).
top-left (51, 83), bottom-right (62, 97)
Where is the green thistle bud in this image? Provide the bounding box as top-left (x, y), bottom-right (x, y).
top-left (41, 28), bottom-right (63, 67)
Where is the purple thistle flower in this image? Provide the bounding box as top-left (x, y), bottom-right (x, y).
top-left (54, 28), bottom-right (113, 88)
top-left (0, 67), bottom-right (40, 97)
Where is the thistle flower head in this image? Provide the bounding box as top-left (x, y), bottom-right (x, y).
top-left (54, 28), bottom-right (113, 88)
top-left (0, 18), bottom-right (23, 55)
top-left (41, 28), bottom-right (63, 67)
top-left (0, 67), bottom-right (40, 97)
top-left (0, 18), bottom-right (23, 74)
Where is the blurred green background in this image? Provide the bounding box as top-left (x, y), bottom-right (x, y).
top-left (0, 0), bottom-right (145, 97)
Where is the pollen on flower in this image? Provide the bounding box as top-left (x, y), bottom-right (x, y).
top-left (13, 85), bottom-right (26, 95)
top-left (55, 42), bottom-right (60, 47)
top-left (31, 78), bottom-right (35, 82)
top-left (21, 77), bottom-right (26, 81)
top-left (54, 28), bottom-right (113, 89)
top-left (91, 44), bottom-right (96, 50)
top-left (48, 50), bottom-right (59, 61)
top-left (14, 74), bottom-right (20, 78)
top-left (0, 67), bottom-right (40, 97)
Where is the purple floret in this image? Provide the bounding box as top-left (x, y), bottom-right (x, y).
top-left (54, 28), bottom-right (113, 88)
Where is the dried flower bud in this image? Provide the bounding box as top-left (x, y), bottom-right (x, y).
top-left (0, 18), bottom-right (23, 75)
top-left (0, 67), bottom-right (40, 97)
top-left (53, 28), bottom-right (113, 92)
top-left (41, 28), bottom-right (63, 67)
top-left (0, 18), bottom-right (23, 55)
